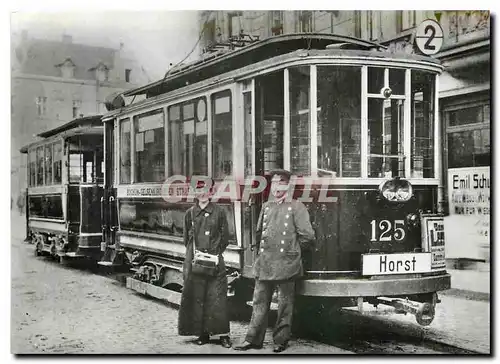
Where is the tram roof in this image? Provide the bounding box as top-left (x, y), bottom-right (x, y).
top-left (20, 115), bottom-right (103, 153)
top-left (108, 47), bottom-right (443, 118)
top-left (123, 33), bottom-right (387, 98)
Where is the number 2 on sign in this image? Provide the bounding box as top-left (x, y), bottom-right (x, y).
top-left (370, 220), bottom-right (406, 242)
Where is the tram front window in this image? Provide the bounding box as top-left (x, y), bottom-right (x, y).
top-left (28, 149), bottom-right (36, 187)
top-left (317, 66), bottom-right (362, 177)
top-left (120, 119), bottom-right (131, 184)
top-left (53, 142), bottom-right (62, 184)
top-left (368, 98), bottom-right (405, 178)
top-left (289, 66), bottom-right (311, 175)
top-left (36, 146), bottom-right (44, 185)
top-left (411, 71), bottom-right (435, 178)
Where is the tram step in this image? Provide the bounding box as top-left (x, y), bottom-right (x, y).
top-left (246, 301), bottom-right (278, 311)
top-left (97, 261), bottom-right (116, 267)
top-left (63, 252), bottom-right (86, 258)
top-left (126, 277), bottom-right (181, 306)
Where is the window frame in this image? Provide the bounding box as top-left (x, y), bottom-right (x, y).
top-left (444, 100), bottom-right (490, 169)
top-left (133, 108), bottom-right (166, 184)
top-left (211, 89), bottom-right (233, 179)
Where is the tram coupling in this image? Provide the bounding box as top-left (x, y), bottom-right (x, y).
top-left (374, 295), bottom-right (438, 326)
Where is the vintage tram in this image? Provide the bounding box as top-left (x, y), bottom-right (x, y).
top-left (99, 33), bottom-right (451, 326)
top-left (21, 115), bottom-right (105, 261)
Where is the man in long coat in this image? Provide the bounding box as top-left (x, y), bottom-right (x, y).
top-left (178, 179), bottom-right (232, 348)
top-left (234, 169), bottom-right (315, 353)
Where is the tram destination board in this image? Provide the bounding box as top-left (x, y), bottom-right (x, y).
top-left (362, 253), bottom-right (432, 275)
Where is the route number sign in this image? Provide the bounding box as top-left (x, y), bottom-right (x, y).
top-left (415, 19), bottom-right (444, 55)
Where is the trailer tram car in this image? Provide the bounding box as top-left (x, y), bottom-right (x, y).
top-left (99, 33), bottom-right (450, 326)
top-left (21, 116), bottom-right (105, 262)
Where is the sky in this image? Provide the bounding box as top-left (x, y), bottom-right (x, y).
top-left (10, 11), bottom-right (201, 81)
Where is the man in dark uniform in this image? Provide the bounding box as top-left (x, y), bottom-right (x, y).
top-left (234, 169), bottom-right (315, 353)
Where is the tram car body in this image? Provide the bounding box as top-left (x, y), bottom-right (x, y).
top-left (99, 33), bottom-right (450, 325)
top-left (21, 115), bottom-right (105, 261)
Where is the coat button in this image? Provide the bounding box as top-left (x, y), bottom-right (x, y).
top-left (204, 213), bottom-right (209, 217)
top-left (281, 240), bottom-right (284, 244)
top-left (282, 232), bottom-right (286, 235)
top-left (264, 214), bottom-right (267, 219)
top-left (284, 223), bottom-right (288, 227)
top-left (261, 240), bottom-right (264, 244)
top-left (261, 248), bottom-right (264, 252)
top-left (263, 222), bottom-right (267, 226)
top-left (280, 248), bottom-right (284, 252)
top-left (265, 206), bottom-right (269, 210)
top-left (285, 214), bottom-right (289, 219)
top-left (205, 231), bottom-right (210, 235)
top-left (288, 207), bottom-right (292, 211)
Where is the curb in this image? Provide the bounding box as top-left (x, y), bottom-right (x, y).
top-left (440, 288), bottom-right (490, 302)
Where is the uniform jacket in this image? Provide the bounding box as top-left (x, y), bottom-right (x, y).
top-left (253, 198), bottom-right (315, 281)
top-left (178, 202), bottom-right (230, 336)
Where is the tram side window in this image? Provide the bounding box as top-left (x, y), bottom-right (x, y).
top-left (134, 110), bottom-right (165, 183)
top-left (28, 149), bottom-right (36, 187)
top-left (53, 142), bottom-right (62, 184)
top-left (44, 144), bottom-right (53, 185)
top-left (120, 119), bottom-right (131, 184)
top-left (289, 66), bottom-right (310, 176)
top-left (69, 153), bottom-right (83, 183)
top-left (36, 146), bottom-right (44, 186)
top-left (317, 66), bottom-right (362, 177)
top-left (411, 71), bottom-right (435, 178)
top-left (212, 91), bottom-right (233, 179)
top-left (168, 97), bottom-right (209, 177)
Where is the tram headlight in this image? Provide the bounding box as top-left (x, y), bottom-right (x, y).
top-left (406, 213), bottom-right (420, 228)
top-left (378, 177), bottom-right (413, 203)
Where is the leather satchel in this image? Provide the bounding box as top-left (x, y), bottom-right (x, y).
top-left (190, 209), bottom-right (219, 277)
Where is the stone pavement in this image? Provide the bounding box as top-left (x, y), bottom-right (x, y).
top-left (10, 233), bottom-right (350, 354)
top-left (10, 211), bottom-right (490, 354)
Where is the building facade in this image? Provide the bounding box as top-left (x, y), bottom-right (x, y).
top-left (11, 31), bottom-right (148, 209)
top-left (197, 10), bottom-right (491, 266)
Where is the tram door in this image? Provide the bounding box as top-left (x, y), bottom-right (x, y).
top-left (242, 72), bottom-right (284, 276)
top-left (102, 119), bottom-right (117, 250)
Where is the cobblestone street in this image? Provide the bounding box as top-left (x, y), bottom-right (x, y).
top-left (10, 213), bottom-right (490, 355)
top-left (10, 233), bottom-right (349, 354)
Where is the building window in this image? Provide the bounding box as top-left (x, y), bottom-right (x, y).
top-left (203, 18), bottom-right (216, 49)
top-left (298, 11), bottom-right (313, 32)
top-left (270, 11), bottom-right (284, 35)
top-left (134, 110), bottom-right (165, 183)
top-left (61, 64), bottom-right (74, 78)
top-left (398, 10), bottom-right (416, 32)
top-left (228, 11), bottom-right (244, 37)
top-left (446, 103), bottom-right (490, 168)
top-left (36, 96), bottom-right (47, 117)
top-left (97, 67), bottom-right (108, 82)
top-left (125, 69), bottom-right (131, 82)
top-left (72, 100), bottom-right (82, 119)
top-left (212, 90), bottom-right (233, 179)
